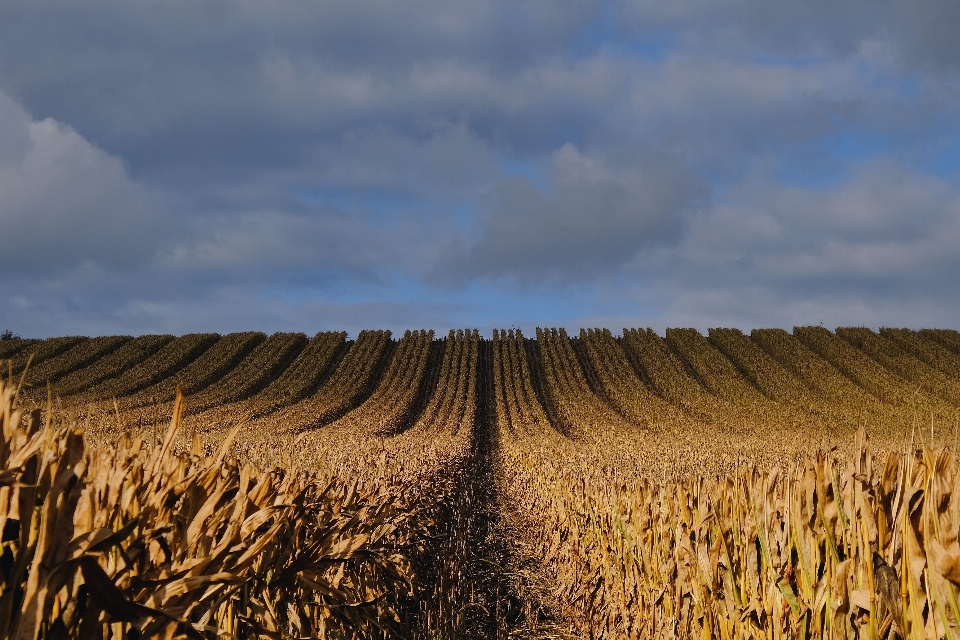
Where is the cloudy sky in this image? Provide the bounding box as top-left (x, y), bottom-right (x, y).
top-left (2, 1), bottom-right (959, 338)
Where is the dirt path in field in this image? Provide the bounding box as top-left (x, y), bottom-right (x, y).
top-left (448, 339), bottom-right (571, 639)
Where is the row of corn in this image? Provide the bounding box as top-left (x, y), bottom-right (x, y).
top-left (493, 328), bottom-right (960, 638)
top-left (0, 380), bottom-right (428, 638)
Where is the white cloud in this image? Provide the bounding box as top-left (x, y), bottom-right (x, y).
top-left (0, 90), bottom-right (160, 275)
top-left (618, 159), bottom-right (960, 328)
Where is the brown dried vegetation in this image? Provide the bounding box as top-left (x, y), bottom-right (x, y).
top-left (5, 325), bottom-right (960, 638)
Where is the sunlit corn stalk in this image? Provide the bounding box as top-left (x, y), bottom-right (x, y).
top-left (0, 380), bottom-right (422, 639)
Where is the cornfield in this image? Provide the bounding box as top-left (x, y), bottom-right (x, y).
top-left (4, 326), bottom-right (960, 638)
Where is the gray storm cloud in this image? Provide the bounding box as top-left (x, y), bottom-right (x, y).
top-left (0, 1), bottom-right (959, 335)
top-left (435, 143), bottom-right (702, 284)
top-left (0, 91), bottom-right (159, 275)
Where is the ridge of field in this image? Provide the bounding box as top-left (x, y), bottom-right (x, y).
top-left (181, 331), bottom-right (308, 413)
top-left (7, 337), bottom-right (88, 373)
top-left (0, 337), bottom-right (38, 361)
top-left (21, 334), bottom-right (175, 402)
top-left (749, 327), bottom-right (899, 434)
top-left (250, 331), bottom-right (348, 409)
top-left (303, 329), bottom-right (436, 440)
top-left (622, 328), bottom-right (843, 465)
top-left (221, 329), bottom-right (393, 440)
top-left (620, 328), bottom-right (736, 422)
top-left (922, 327), bottom-right (960, 354)
top-left (667, 327), bottom-right (772, 406)
top-left (707, 327), bottom-right (817, 405)
top-left (881, 327), bottom-right (960, 381)
top-left (122, 331), bottom-right (265, 408)
top-left (19, 335), bottom-right (132, 393)
top-left (533, 327), bottom-right (635, 439)
top-left (837, 326), bottom-right (960, 407)
top-left (707, 327), bottom-right (866, 426)
top-left (73, 332), bottom-right (221, 401)
top-left (177, 331), bottom-right (347, 430)
top-left (794, 325), bottom-right (925, 407)
top-left (575, 328), bottom-right (689, 432)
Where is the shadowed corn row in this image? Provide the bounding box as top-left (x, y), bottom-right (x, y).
top-left (317, 329), bottom-right (434, 438)
top-left (182, 332), bottom-right (309, 413)
top-left (0, 338), bottom-right (38, 361)
top-left (839, 327), bottom-right (960, 408)
top-left (74, 333), bottom-right (221, 402)
top-left (578, 328), bottom-right (685, 431)
top-left (173, 331), bottom-right (348, 435)
top-left (248, 329), bottom-right (392, 437)
top-left (30, 334), bottom-right (175, 401)
top-left (19, 336), bottom-right (132, 393)
top-left (6, 337), bottom-right (86, 381)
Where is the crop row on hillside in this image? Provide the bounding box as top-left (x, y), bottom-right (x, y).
top-left (0, 337), bottom-right (38, 361)
top-left (314, 329), bottom-right (435, 438)
top-left (236, 330), bottom-right (393, 437)
top-left (24, 334), bottom-right (175, 401)
top-left (6, 337), bottom-right (89, 372)
top-left (78, 332), bottom-right (222, 400)
top-left (125, 331), bottom-right (265, 406)
top-left (922, 328), bottom-right (960, 356)
top-left (578, 328), bottom-right (687, 431)
top-left (184, 332), bottom-right (308, 413)
top-left (20, 336), bottom-right (132, 393)
top-left (839, 326), bottom-right (960, 407)
top-left (882, 327), bottom-right (960, 381)
top-left (533, 327), bottom-right (635, 437)
top-left (177, 331), bottom-right (348, 432)
top-left (250, 330), bottom-right (348, 409)
top-left (621, 328), bottom-right (725, 418)
top-left (794, 325), bottom-right (921, 408)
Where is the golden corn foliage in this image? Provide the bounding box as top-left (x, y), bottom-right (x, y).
top-left (19, 336), bottom-right (132, 393)
top-left (6, 337), bottom-right (85, 379)
top-left (72, 333), bottom-right (221, 402)
top-left (0, 382), bottom-right (425, 639)
top-left (7, 325), bottom-right (960, 638)
top-left (33, 335), bottom-right (174, 400)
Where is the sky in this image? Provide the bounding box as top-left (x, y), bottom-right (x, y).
top-left (1, 1), bottom-right (959, 338)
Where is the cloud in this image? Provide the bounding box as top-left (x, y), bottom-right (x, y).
top-left (627, 0), bottom-right (960, 74)
top-left (1, 2), bottom-right (959, 335)
top-left (0, 91), bottom-right (160, 275)
top-left (433, 143), bottom-right (702, 284)
top-left (616, 159), bottom-right (960, 329)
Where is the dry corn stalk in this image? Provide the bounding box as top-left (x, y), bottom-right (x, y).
top-left (0, 381), bottom-right (422, 639)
